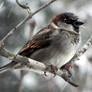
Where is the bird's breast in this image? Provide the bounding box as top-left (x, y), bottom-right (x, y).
top-left (49, 33), bottom-right (80, 68)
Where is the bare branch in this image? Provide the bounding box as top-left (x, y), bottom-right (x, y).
top-left (70, 36), bottom-right (92, 64)
top-left (0, 47), bottom-right (46, 70)
top-left (0, 47), bottom-right (78, 87)
top-left (1, 15), bottom-right (30, 44)
top-left (1, 0), bottom-right (56, 45)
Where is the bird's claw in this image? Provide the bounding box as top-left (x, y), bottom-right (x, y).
top-left (61, 64), bottom-right (72, 77)
top-left (44, 65), bottom-right (58, 77)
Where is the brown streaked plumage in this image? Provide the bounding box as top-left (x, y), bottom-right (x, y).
top-left (18, 26), bottom-right (56, 57)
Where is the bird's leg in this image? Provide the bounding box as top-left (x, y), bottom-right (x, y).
top-left (44, 64), bottom-right (58, 77)
top-left (61, 63), bottom-right (72, 77)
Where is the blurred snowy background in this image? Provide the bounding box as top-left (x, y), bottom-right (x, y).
top-left (0, 0), bottom-right (92, 92)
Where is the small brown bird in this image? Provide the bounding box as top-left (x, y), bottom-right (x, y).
top-left (0, 12), bottom-right (84, 72)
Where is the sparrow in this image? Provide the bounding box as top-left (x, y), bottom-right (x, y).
top-left (0, 12), bottom-right (84, 72)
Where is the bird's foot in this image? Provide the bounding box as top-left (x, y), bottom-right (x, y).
top-left (61, 64), bottom-right (72, 77)
top-left (44, 65), bottom-right (58, 77)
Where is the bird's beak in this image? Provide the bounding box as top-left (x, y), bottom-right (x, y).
top-left (74, 20), bottom-right (84, 26)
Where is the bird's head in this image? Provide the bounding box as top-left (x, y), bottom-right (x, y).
top-left (50, 12), bottom-right (84, 33)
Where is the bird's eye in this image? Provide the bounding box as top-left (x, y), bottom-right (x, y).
top-left (64, 18), bottom-right (76, 24)
top-left (64, 19), bottom-right (71, 24)
top-left (63, 18), bottom-right (67, 22)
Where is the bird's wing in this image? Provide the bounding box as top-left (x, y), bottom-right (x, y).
top-left (18, 26), bottom-right (55, 57)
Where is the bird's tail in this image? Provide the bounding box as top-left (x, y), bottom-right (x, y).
top-left (0, 61), bottom-right (17, 72)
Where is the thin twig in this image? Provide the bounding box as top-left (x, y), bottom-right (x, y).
top-left (16, 0), bottom-right (31, 13)
top-left (16, 0), bottom-right (30, 10)
top-left (31, 0), bottom-right (56, 17)
top-left (1, 15), bottom-right (30, 43)
top-left (1, 0), bottom-right (56, 44)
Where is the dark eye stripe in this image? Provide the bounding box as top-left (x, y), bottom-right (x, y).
top-left (64, 18), bottom-right (77, 24)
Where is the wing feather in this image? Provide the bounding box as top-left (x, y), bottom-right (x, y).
top-left (18, 26), bottom-right (54, 56)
